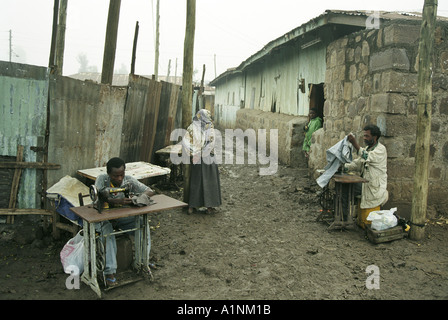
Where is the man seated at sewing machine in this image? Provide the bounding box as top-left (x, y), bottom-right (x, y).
top-left (94, 157), bottom-right (155, 287)
top-left (342, 124), bottom-right (389, 228)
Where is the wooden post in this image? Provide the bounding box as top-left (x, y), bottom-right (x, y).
top-left (154, 0), bottom-right (160, 80)
top-left (181, 0), bottom-right (196, 203)
top-left (131, 21), bottom-right (139, 75)
top-left (48, 0), bottom-right (59, 72)
top-left (101, 0), bottom-right (121, 84)
top-left (167, 59), bottom-right (171, 82)
top-left (175, 58), bottom-right (178, 84)
top-left (55, 0), bottom-right (68, 75)
top-left (7, 145), bottom-right (24, 224)
top-left (199, 64), bottom-right (205, 109)
top-left (410, 0), bottom-right (438, 241)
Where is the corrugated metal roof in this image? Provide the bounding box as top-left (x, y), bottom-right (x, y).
top-left (210, 9), bottom-right (448, 86)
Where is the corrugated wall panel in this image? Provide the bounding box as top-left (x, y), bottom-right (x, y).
top-left (0, 62), bottom-right (49, 208)
top-left (95, 85), bottom-right (127, 167)
top-left (121, 75), bottom-right (162, 163)
top-left (243, 42), bottom-right (326, 117)
top-left (47, 76), bottom-right (127, 187)
top-left (47, 76), bottom-right (98, 186)
top-left (153, 81), bottom-right (176, 161)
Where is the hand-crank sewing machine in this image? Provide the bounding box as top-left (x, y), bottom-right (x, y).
top-left (89, 184), bottom-right (131, 213)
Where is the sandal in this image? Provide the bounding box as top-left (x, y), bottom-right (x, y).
top-left (148, 262), bottom-right (157, 270)
top-left (206, 207), bottom-right (217, 214)
top-left (105, 274), bottom-right (118, 287)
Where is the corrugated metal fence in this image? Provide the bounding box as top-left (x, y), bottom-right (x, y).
top-left (0, 61), bottom-right (182, 210)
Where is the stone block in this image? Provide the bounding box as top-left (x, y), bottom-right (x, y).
top-left (357, 63), bottom-right (369, 78)
top-left (370, 48), bottom-right (410, 72)
top-left (385, 114), bottom-right (417, 136)
top-left (370, 93), bottom-right (407, 114)
top-left (382, 138), bottom-right (407, 158)
top-left (430, 166), bottom-right (442, 180)
top-left (334, 65), bottom-right (346, 81)
top-left (381, 71), bottom-right (417, 93)
top-left (439, 98), bottom-right (448, 115)
top-left (440, 51), bottom-right (448, 73)
top-left (362, 40), bottom-right (370, 57)
top-left (343, 82), bottom-right (352, 101)
top-left (384, 24), bottom-right (420, 46)
top-left (349, 64), bottom-right (357, 81)
top-left (352, 80), bottom-right (362, 98)
top-left (377, 28), bottom-right (383, 48)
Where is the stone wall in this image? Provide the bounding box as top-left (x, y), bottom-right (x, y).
top-left (235, 109), bottom-right (307, 167)
top-left (309, 20), bottom-right (448, 218)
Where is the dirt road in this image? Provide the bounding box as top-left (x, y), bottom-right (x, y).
top-left (1, 154), bottom-right (447, 301)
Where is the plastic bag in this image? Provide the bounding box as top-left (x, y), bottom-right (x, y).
top-left (60, 231), bottom-right (84, 275)
top-left (367, 207), bottom-right (398, 231)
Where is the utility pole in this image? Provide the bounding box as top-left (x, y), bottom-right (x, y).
top-left (101, 0), bottom-right (121, 85)
top-left (410, 0), bottom-right (438, 241)
top-left (55, 0), bottom-right (68, 76)
top-left (154, 0), bottom-right (160, 80)
top-left (181, 0), bottom-right (196, 203)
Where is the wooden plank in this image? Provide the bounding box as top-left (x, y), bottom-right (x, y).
top-left (8, 145), bottom-right (24, 224)
top-left (0, 209), bottom-right (53, 216)
top-left (0, 161), bottom-right (61, 169)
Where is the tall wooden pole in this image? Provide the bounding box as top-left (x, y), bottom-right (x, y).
top-left (167, 59), bottom-right (171, 81)
top-left (55, 0), bottom-right (68, 75)
top-left (101, 0), bottom-right (121, 85)
top-left (9, 30), bottom-right (12, 62)
top-left (154, 0), bottom-right (160, 80)
top-left (48, 0), bottom-right (59, 72)
top-left (182, 0), bottom-right (196, 203)
top-left (175, 58), bottom-right (178, 84)
top-left (410, 0), bottom-right (438, 240)
top-left (131, 21), bottom-right (139, 75)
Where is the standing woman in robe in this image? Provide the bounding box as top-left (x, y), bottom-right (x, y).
top-left (182, 109), bottom-right (221, 214)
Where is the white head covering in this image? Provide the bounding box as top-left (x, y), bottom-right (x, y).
top-left (182, 109), bottom-right (215, 159)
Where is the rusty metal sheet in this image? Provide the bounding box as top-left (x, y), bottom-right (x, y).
top-left (47, 76), bottom-right (127, 186)
top-left (0, 61), bottom-right (49, 208)
top-left (121, 75), bottom-right (162, 163)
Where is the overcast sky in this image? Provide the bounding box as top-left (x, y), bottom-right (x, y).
top-left (1, 0), bottom-right (447, 82)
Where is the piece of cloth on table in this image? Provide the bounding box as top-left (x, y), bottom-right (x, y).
top-left (46, 175), bottom-right (90, 225)
top-left (316, 136), bottom-right (353, 188)
top-left (131, 194), bottom-right (155, 207)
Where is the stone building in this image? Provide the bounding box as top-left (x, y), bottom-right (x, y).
top-left (211, 10), bottom-right (448, 217)
top-left (309, 17), bottom-right (448, 217)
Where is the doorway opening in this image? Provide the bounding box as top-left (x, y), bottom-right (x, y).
top-left (308, 83), bottom-right (325, 122)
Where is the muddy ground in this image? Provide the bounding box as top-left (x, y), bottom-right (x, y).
top-left (1, 151), bottom-right (448, 302)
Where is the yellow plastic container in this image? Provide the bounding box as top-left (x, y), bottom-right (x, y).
top-left (357, 205), bottom-right (381, 229)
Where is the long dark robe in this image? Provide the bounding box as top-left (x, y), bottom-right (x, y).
top-left (188, 161), bottom-right (221, 208)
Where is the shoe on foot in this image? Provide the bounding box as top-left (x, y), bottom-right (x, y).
top-left (105, 274), bottom-right (118, 287)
